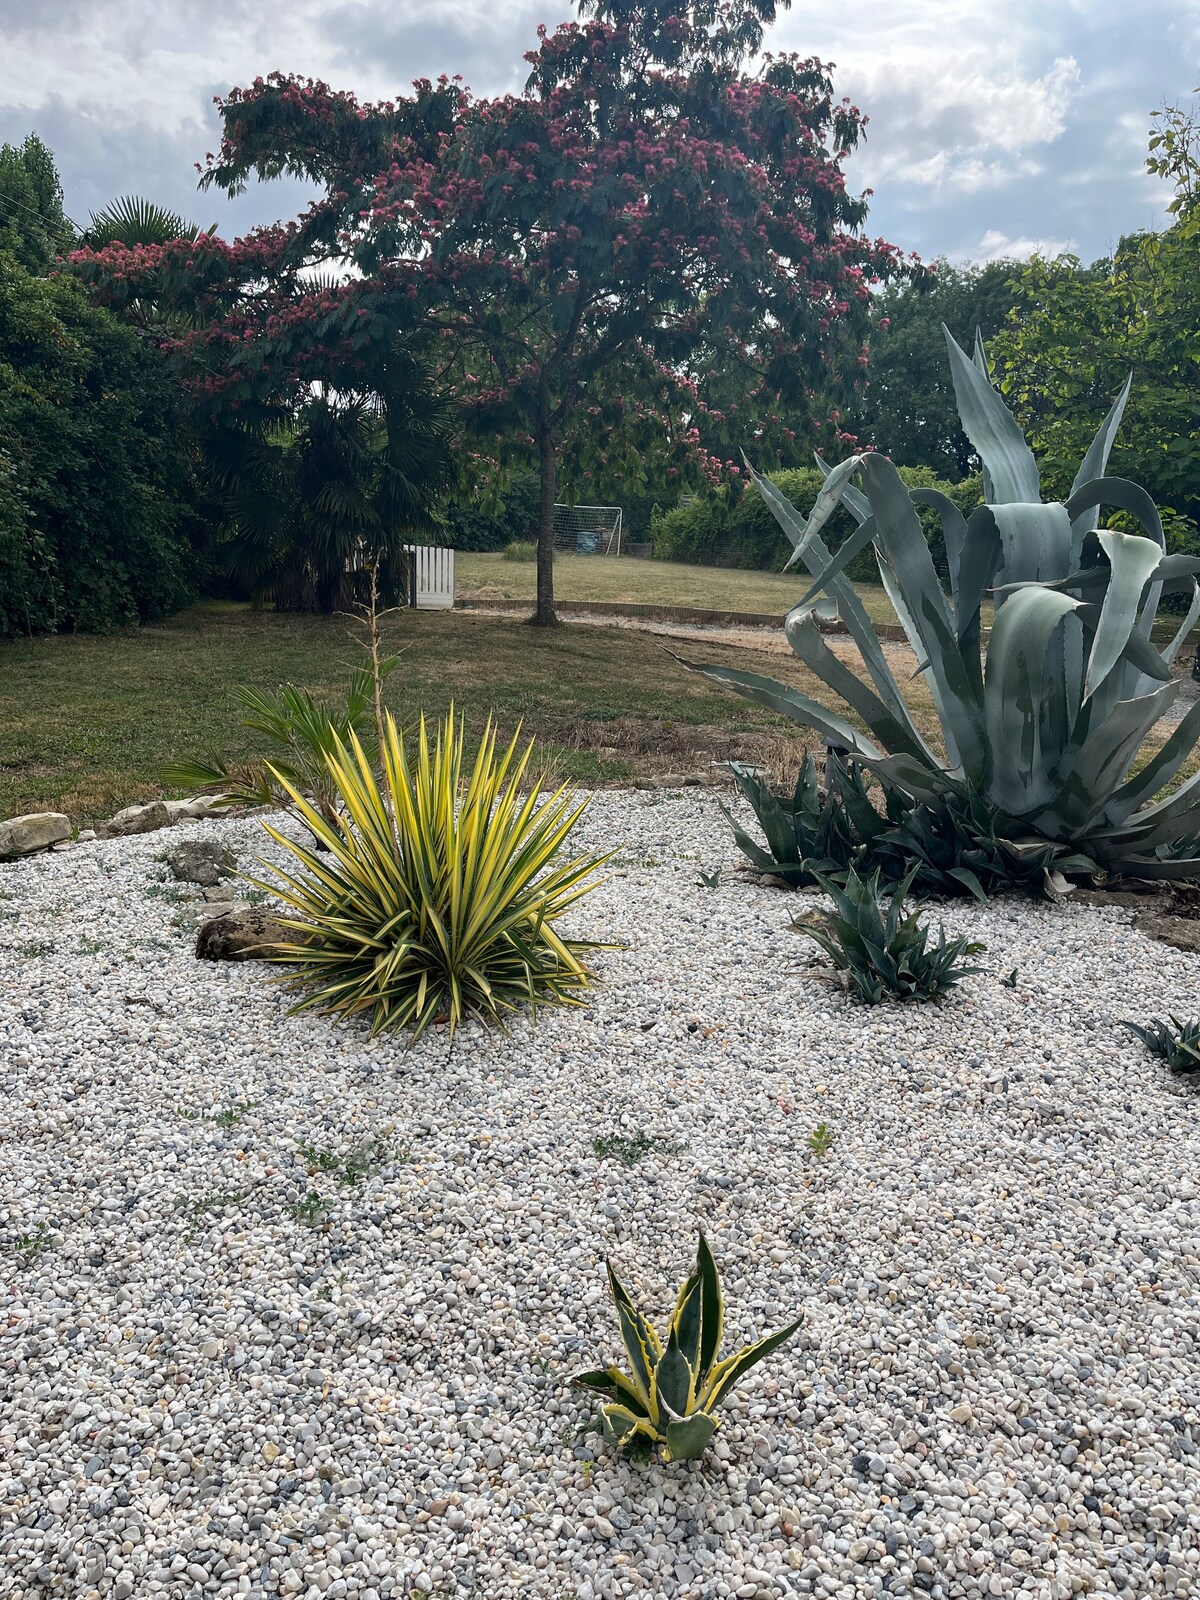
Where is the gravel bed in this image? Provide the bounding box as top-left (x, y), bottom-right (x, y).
top-left (1, 791), bottom-right (1198, 1600)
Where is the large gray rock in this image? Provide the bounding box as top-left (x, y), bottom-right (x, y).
top-left (166, 839), bottom-right (238, 888)
top-left (1134, 911), bottom-right (1200, 955)
top-left (0, 812), bottom-right (71, 859)
top-left (195, 907), bottom-right (296, 962)
top-left (103, 801), bottom-right (172, 837)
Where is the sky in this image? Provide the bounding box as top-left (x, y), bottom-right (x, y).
top-left (1, 0), bottom-right (1197, 266)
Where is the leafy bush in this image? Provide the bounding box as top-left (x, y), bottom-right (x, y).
top-left (1123, 1015), bottom-right (1200, 1076)
top-left (798, 864), bottom-right (986, 1004)
top-left (162, 663), bottom-right (395, 825)
top-left (501, 539), bottom-right (538, 561)
top-left (257, 709), bottom-right (609, 1041)
top-left (0, 250), bottom-right (199, 637)
top-left (651, 467), bottom-right (980, 579)
top-left (572, 1234), bottom-right (801, 1463)
top-left (443, 470), bottom-right (539, 551)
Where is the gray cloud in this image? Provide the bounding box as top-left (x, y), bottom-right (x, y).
top-left (0, 0), bottom-right (1196, 258)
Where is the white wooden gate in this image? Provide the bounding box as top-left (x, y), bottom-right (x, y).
top-left (404, 545), bottom-right (455, 609)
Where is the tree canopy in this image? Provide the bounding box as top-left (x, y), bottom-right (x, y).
top-left (71, 0), bottom-right (910, 623)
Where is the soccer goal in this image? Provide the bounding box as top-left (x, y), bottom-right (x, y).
top-left (552, 503), bottom-right (623, 556)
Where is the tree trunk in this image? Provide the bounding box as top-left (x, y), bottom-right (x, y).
top-left (532, 409), bottom-right (558, 627)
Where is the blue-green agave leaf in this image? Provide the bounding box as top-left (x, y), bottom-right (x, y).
top-left (1070, 373), bottom-right (1133, 533)
top-left (943, 326), bottom-right (1039, 505)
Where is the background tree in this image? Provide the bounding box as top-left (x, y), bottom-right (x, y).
top-left (0, 133), bottom-right (75, 273)
top-left (91, 0), bottom-right (906, 625)
top-left (851, 259), bottom-right (1024, 479)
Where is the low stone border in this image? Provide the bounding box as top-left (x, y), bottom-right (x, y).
top-left (455, 594), bottom-right (913, 640)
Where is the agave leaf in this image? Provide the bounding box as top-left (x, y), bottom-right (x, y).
top-left (943, 326), bottom-right (1040, 505)
top-left (663, 1413), bottom-right (718, 1462)
top-left (1082, 531), bottom-right (1172, 698)
top-left (698, 1317), bottom-right (804, 1413)
top-left (600, 1403), bottom-right (659, 1449)
top-left (668, 1269), bottom-right (705, 1376)
top-left (814, 452), bottom-right (872, 525)
top-left (792, 517), bottom-right (879, 607)
top-left (1070, 374), bottom-right (1133, 534)
top-left (983, 588), bottom-right (1081, 815)
top-left (1103, 699), bottom-right (1200, 826)
top-left (781, 454), bottom-right (866, 571)
top-left (783, 611), bottom-right (938, 770)
top-left (695, 1234), bottom-right (724, 1382)
top-left (607, 1263), bottom-right (662, 1407)
top-left (910, 488), bottom-right (970, 612)
top-left (1161, 581), bottom-right (1200, 668)
top-left (676, 657), bottom-right (884, 762)
top-left (1049, 681), bottom-right (1177, 834)
top-left (1065, 476), bottom-right (1165, 552)
top-left (572, 1367), bottom-right (652, 1416)
top-left (651, 1329), bottom-right (696, 1423)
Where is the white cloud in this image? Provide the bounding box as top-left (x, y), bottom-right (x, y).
top-left (971, 228), bottom-right (1073, 262)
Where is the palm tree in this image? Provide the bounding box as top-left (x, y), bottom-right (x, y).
top-left (81, 195), bottom-right (214, 248)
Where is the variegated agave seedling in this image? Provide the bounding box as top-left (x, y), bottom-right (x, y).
top-left (573, 1234), bottom-right (802, 1462)
top-left (689, 329), bottom-right (1200, 886)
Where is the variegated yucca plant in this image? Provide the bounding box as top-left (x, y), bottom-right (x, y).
top-left (254, 707), bottom-right (609, 1041)
top-left (692, 330), bottom-right (1200, 885)
top-left (573, 1234), bottom-right (802, 1462)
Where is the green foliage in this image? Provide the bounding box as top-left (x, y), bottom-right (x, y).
top-left (798, 864), bottom-right (986, 1005)
top-left (854, 260), bottom-right (1023, 479)
top-left (1122, 1015), bottom-right (1200, 1076)
top-left (592, 1133), bottom-right (685, 1167)
top-left (444, 470), bottom-right (539, 551)
top-left (83, 195), bottom-right (208, 249)
top-left (0, 249), bottom-right (199, 637)
top-left (161, 662), bottom-right (396, 825)
top-left (258, 709), bottom-right (610, 1042)
top-left (501, 539), bottom-right (538, 562)
top-left (806, 1123), bottom-right (834, 1157)
top-left (0, 134), bottom-right (74, 273)
top-left (691, 329), bottom-right (1200, 882)
top-left (573, 1233), bottom-right (802, 1463)
top-left (651, 466), bottom-right (980, 578)
top-left (725, 752), bottom-right (863, 886)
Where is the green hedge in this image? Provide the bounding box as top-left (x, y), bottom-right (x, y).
top-left (443, 470), bottom-right (540, 551)
top-left (650, 466), bottom-right (982, 582)
top-left (0, 250), bottom-right (199, 637)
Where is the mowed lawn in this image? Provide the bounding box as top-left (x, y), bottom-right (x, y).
top-left (456, 550), bottom-right (907, 626)
top-left (0, 602), bottom-right (927, 825)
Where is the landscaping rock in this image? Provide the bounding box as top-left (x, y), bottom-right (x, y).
top-left (195, 907), bottom-right (293, 962)
top-left (0, 812), bottom-right (71, 859)
top-left (1133, 910), bottom-right (1200, 954)
top-left (163, 797), bottom-right (227, 823)
top-left (166, 839), bottom-right (238, 887)
top-left (103, 801), bottom-right (172, 837)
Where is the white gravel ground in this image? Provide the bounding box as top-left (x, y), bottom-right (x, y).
top-left (1, 791), bottom-right (1198, 1600)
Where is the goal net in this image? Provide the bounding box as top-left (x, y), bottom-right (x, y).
top-left (552, 503), bottom-right (623, 556)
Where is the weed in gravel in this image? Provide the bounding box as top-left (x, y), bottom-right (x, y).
top-left (178, 1190), bottom-right (246, 1239)
top-left (180, 1101), bottom-right (257, 1127)
top-left (297, 1135), bottom-right (397, 1184)
top-left (288, 1191), bottom-right (335, 1226)
top-left (592, 1132), bottom-right (685, 1167)
top-left (75, 936), bottom-right (107, 955)
top-left (696, 867), bottom-right (722, 888)
top-left (16, 1223), bottom-right (53, 1261)
top-left (19, 940), bottom-right (56, 959)
top-left (806, 1122), bottom-right (834, 1157)
top-left (144, 883), bottom-right (191, 903)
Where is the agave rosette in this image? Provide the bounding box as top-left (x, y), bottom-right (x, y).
top-left (690, 329), bottom-right (1200, 884)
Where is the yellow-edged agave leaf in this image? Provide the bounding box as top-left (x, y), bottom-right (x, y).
top-left (571, 1367), bottom-right (651, 1416)
top-left (599, 1404), bottom-right (659, 1450)
top-left (606, 1262), bottom-right (662, 1407)
top-left (697, 1317), bottom-right (805, 1414)
top-left (256, 706), bottom-right (611, 1042)
top-left (663, 1413), bottom-right (718, 1463)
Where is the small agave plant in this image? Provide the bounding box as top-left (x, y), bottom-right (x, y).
top-left (1123, 1015), bottom-right (1200, 1075)
top-left (573, 1234), bottom-right (802, 1462)
top-left (690, 330), bottom-right (1200, 887)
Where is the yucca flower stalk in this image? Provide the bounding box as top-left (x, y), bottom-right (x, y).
top-left (253, 708), bottom-right (610, 1041)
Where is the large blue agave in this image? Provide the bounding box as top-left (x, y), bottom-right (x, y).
top-left (692, 330), bottom-right (1200, 882)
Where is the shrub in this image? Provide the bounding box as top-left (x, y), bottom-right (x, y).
top-left (162, 663), bottom-right (396, 826)
top-left (501, 539), bottom-right (538, 561)
top-left (651, 467), bottom-right (981, 579)
top-left (572, 1233), bottom-right (802, 1463)
top-left (1123, 1016), bottom-right (1200, 1076)
top-left (797, 863), bottom-right (986, 1004)
top-left (443, 470), bottom-right (539, 551)
top-left (257, 709), bottom-right (609, 1041)
top-left (0, 251), bottom-right (199, 637)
